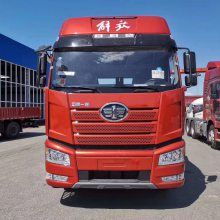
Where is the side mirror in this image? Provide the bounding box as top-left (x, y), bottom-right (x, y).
top-left (193, 106), bottom-right (199, 114)
top-left (185, 75), bottom-right (197, 87)
top-left (211, 84), bottom-right (218, 99)
top-left (37, 53), bottom-right (47, 76)
top-left (211, 93), bottom-right (217, 99)
top-left (37, 53), bottom-right (47, 87)
top-left (183, 51), bottom-right (196, 74)
top-left (40, 76), bottom-right (46, 87)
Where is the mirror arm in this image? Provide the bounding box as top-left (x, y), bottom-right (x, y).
top-left (46, 51), bottom-right (52, 59)
top-left (177, 47), bottom-right (191, 53)
top-left (35, 45), bottom-right (52, 53)
top-left (35, 45), bottom-right (53, 59)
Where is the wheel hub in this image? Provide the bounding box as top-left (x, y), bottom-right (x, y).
top-left (209, 129), bottom-right (215, 144)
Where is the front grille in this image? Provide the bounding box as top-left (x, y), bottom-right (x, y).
top-left (74, 134), bottom-right (155, 145)
top-left (71, 109), bottom-right (158, 146)
top-left (73, 122), bottom-right (157, 134)
top-left (79, 171), bottom-right (150, 182)
top-left (71, 109), bottom-right (159, 122)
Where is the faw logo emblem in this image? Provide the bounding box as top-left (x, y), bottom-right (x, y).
top-left (100, 103), bottom-right (128, 122)
top-left (96, 20), bottom-right (130, 32)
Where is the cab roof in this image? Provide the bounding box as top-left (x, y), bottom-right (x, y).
top-left (207, 61), bottom-right (220, 70)
top-left (191, 97), bottom-right (203, 105)
top-left (59, 16), bottom-right (171, 36)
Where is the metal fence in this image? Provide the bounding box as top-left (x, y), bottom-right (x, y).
top-left (0, 59), bottom-right (45, 118)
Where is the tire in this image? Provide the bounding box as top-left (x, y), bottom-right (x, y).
top-left (1, 132), bottom-right (6, 138)
top-left (185, 120), bottom-right (191, 136)
top-left (3, 121), bottom-right (20, 139)
top-left (190, 121), bottom-right (197, 139)
top-left (64, 188), bottom-right (78, 193)
top-left (207, 125), bottom-right (220, 150)
top-left (64, 188), bottom-right (74, 192)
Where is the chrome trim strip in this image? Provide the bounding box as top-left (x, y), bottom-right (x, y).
top-left (72, 182), bottom-right (157, 189)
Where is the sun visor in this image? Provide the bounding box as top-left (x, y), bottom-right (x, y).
top-left (54, 34), bottom-right (176, 51)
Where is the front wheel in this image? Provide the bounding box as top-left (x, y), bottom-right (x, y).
top-left (190, 121), bottom-right (197, 139)
top-left (207, 125), bottom-right (220, 150)
top-left (185, 120), bottom-right (191, 136)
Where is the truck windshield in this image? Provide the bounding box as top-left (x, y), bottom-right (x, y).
top-left (51, 49), bottom-right (179, 92)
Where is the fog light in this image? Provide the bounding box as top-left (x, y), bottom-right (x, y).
top-left (161, 173), bottom-right (184, 182)
top-left (46, 148), bottom-right (70, 166)
top-left (46, 173), bottom-right (68, 182)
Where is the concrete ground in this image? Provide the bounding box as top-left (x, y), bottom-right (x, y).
top-left (0, 126), bottom-right (220, 220)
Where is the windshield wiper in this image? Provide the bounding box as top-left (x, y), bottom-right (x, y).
top-left (133, 87), bottom-right (159, 93)
top-left (52, 85), bottom-right (101, 93)
top-left (113, 85), bottom-right (159, 92)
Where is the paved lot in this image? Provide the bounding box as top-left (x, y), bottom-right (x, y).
top-left (0, 126), bottom-right (220, 220)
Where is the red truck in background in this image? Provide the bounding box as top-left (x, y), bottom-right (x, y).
top-left (0, 107), bottom-right (40, 139)
top-left (0, 59), bottom-right (42, 139)
top-left (185, 95), bottom-right (202, 107)
top-left (37, 16), bottom-right (197, 190)
top-left (186, 61), bottom-right (220, 150)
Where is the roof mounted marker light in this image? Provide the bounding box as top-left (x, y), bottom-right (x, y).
top-left (93, 34), bottom-right (135, 39)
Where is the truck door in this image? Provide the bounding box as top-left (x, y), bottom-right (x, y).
top-left (210, 83), bottom-right (220, 121)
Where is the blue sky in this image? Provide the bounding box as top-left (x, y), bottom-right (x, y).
top-left (1, 0), bottom-right (220, 95)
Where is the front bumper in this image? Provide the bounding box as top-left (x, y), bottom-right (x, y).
top-left (45, 139), bottom-right (185, 189)
top-left (72, 181), bottom-right (157, 189)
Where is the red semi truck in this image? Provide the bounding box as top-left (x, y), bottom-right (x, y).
top-left (0, 107), bottom-right (40, 139)
top-left (37, 16), bottom-right (197, 190)
top-left (186, 61), bottom-right (220, 150)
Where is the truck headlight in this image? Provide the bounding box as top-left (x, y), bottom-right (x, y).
top-left (158, 148), bottom-right (184, 166)
top-left (46, 148), bottom-right (70, 166)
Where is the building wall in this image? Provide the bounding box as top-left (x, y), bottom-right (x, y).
top-left (0, 34), bottom-right (37, 69)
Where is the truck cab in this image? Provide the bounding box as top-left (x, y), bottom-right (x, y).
top-left (204, 61), bottom-right (220, 149)
top-left (185, 61), bottom-right (220, 150)
top-left (38, 16), bottom-right (197, 190)
top-left (185, 97), bottom-right (203, 136)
